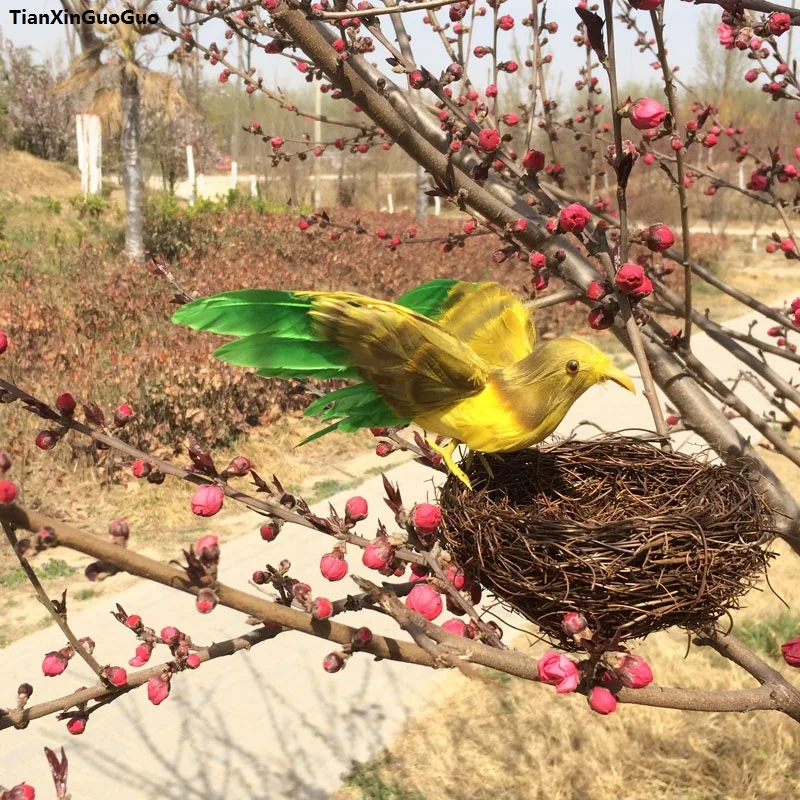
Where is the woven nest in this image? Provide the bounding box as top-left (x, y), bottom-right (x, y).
top-left (439, 437), bottom-right (776, 651)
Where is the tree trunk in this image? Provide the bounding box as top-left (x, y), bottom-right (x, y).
top-left (121, 68), bottom-right (144, 263)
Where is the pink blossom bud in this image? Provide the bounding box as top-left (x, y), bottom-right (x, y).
top-left (744, 68), bottom-right (759, 83)
top-left (195, 534), bottom-right (219, 562)
top-left (611, 654), bottom-right (653, 688)
top-left (497, 14), bottom-right (514, 30)
top-left (781, 238), bottom-right (795, 253)
top-left (666, 414), bottom-right (680, 426)
top-left (0, 479), bottom-right (19, 505)
top-left (186, 653), bottom-right (201, 669)
top-left (125, 614), bottom-right (142, 630)
top-left (523, 148), bottom-right (545, 172)
top-left (588, 685), bottom-right (617, 714)
top-left (160, 626), bottom-right (181, 646)
top-left (312, 597), bottom-right (334, 620)
top-left (768, 12), bottom-right (791, 36)
top-left (406, 583), bottom-right (443, 620)
top-left (55, 392), bottom-right (76, 414)
top-left (558, 203), bottom-right (591, 234)
top-left (629, 97), bottom-right (667, 130)
top-left (529, 251), bottom-right (546, 269)
top-left (42, 651), bottom-right (70, 677)
top-left (442, 618), bottom-right (468, 637)
top-left (260, 520), bottom-right (281, 541)
top-left (132, 459), bottom-right (151, 478)
top-left (562, 612), bottom-right (588, 635)
top-left (225, 456), bottom-right (251, 476)
top-left (588, 307), bottom-right (615, 330)
top-left (191, 485), bottom-right (224, 517)
top-left (147, 674), bottom-right (171, 705)
top-left (748, 171), bottom-right (769, 191)
top-left (67, 716), bottom-right (87, 735)
top-left (615, 263), bottom-right (646, 294)
top-left (345, 496), bottom-right (368, 522)
top-left (105, 666), bottom-right (128, 687)
top-left (477, 128), bottom-right (502, 152)
top-left (643, 223), bottom-right (675, 252)
top-left (196, 588), bottom-right (218, 614)
top-left (537, 652), bottom-right (580, 694)
top-left (354, 626), bottom-right (373, 646)
top-left (412, 503), bottom-right (442, 534)
top-left (35, 430), bottom-right (58, 450)
top-left (586, 280), bottom-right (608, 301)
top-left (320, 551), bottom-right (349, 581)
top-left (781, 636), bottom-right (800, 667)
top-left (7, 784), bottom-right (35, 800)
top-left (362, 535), bottom-right (393, 570)
top-left (323, 652), bottom-right (345, 673)
top-left (114, 403), bottom-right (134, 427)
top-left (129, 643), bottom-right (153, 667)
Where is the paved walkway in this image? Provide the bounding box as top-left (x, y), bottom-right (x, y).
top-left (0, 297), bottom-right (797, 797)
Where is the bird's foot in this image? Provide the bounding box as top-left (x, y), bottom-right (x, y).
top-left (426, 438), bottom-right (472, 489)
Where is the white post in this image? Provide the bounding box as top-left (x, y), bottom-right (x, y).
top-left (387, 193), bottom-right (394, 214)
top-left (313, 81), bottom-right (322, 207)
top-left (230, 160), bottom-right (238, 191)
top-left (434, 196), bottom-right (441, 216)
top-left (89, 114), bottom-right (102, 195)
top-left (250, 171), bottom-right (257, 197)
top-left (76, 114), bottom-right (88, 196)
top-left (186, 144), bottom-right (196, 206)
top-left (752, 235), bottom-right (757, 252)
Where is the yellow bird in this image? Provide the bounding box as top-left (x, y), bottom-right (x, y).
top-left (173, 279), bottom-right (635, 487)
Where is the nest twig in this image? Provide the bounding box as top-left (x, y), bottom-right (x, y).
top-left (439, 436), bottom-right (776, 651)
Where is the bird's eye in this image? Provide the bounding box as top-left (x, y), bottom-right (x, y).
top-left (566, 360), bottom-right (579, 374)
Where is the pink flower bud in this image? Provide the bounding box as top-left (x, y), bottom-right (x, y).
top-left (412, 502), bottom-right (442, 535)
top-left (105, 666), bottom-right (128, 687)
top-left (125, 614), bottom-right (142, 630)
top-left (587, 307), bottom-right (615, 331)
top-left (7, 784), bottom-right (35, 800)
top-left (312, 597), bottom-right (334, 620)
top-left (629, 97), bottom-right (667, 130)
top-left (191, 485), bottom-right (224, 517)
top-left (409, 70), bottom-right (428, 89)
top-left (523, 148), bottom-right (545, 172)
top-left (42, 651), bottom-right (70, 677)
top-left (362, 535), bottom-right (393, 570)
top-left (463, 219), bottom-right (477, 234)
top-left (781, 238), bottom-right (795, 253)
top-left (748, 170), bottom-right (769, 191)
top-left (529, 251), bottom-right (546, 269)
top-left (129, 643), bottom-right (153, 667)
top-left (195, 534), bottom-right (219, 562)
top-left (108, 518), bottom-right (129, 540)
top-left (196, 588), bottom-right (218, 614)
top-left (67, 716), bottom-right (87, 735)
top-left (345, 496), bottom-right (368, 523)
top-left (0, 479), bottom-right (18, 505)
top-left (744, 68), bottom-right (759, 83)
top-left (160, 626), bottom-right (181, 646)
top-left (442, 618), bottom-right (468, 637)
top-left (610, 653), bottom-right (653, 688)
top-left (781, 636), bottom-right (800, 667)
top-left (354, 626), bottom-right (373, 646)
top-left (588, 685), bottom-right (618, 714)
top-left (558, 202), bottom-right (591, 234)
top-left (562, 612), bottom-right (588, 635)
top-left (615, 263), bottom-right (646, 294)
top-left (406, 583), bottom-right (443, 620)
top-left (717, 21), bottom-right (735, 49)
top-left (477, 128), bottom-right (502, 152)
top-left (586, 280), bottom-right (608, 301)
top-left (320, 551), bottom-right (349, 581)
top-left (132, 459), bottom-right (151, 478)
top-left (147, 674), bottom-right (171, 705)
top-left (260, 520), bottom-right (281, 541)
top-left (35, 430), bottom-right (58, 450)
top-left (497, 14), bottom-right (514, 30)
top-left (186, 653), bottom-right (201, 669)
top-left (323, 652), bottom-right (345, 673)
top-left (537, 652), bottom-right (580, 693)
top-left (643, 223), bottom-right (675, 252)
top-left (270, 136), bottom-right (284, 151)
top-left (768, 12), bottom-right (791, 36)
top-left (114, 404), bottom-right (134, 427)
top-left (55, 392), bottom-right (76, 414)
top-left (225, 456), bottom-right (251, 476)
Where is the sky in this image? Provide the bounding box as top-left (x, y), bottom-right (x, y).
top-left (1, 1), bottom-right (710, 89)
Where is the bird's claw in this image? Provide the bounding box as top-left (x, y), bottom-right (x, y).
top-left (426, 438), bottom-right (472, 489)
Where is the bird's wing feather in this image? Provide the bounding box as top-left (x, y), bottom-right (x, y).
top-left (434, 281), bottom-right (536, 366)
top-left (303, 294), bottom-right (489, 417)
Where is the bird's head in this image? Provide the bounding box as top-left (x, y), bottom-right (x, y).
top-left (506, 337), bottom-right (636, 405)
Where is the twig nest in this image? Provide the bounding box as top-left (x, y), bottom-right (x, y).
top-left (439, 437), bottom-right (775, 651)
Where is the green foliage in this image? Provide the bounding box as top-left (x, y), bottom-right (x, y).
top-left (0, 567), bottom-right (26, 589)
top-left (74, 589), bottom-right (97, 601)
top-left (738, 613), bottom-right (800, 661)
top-left (34, 196), bottom-right (62, 215)
top-left (38, 559), bottom-right (77, 580)
top-left (343, 759), bottom-right (425, 800)
top-left (69, 194), bottom-right (110, 220)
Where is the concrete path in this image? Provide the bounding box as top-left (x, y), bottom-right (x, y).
top-left (0, 297), bottom-right (797, 798)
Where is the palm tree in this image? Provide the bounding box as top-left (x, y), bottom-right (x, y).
top-left (60, 0), bottom-right (159, 263)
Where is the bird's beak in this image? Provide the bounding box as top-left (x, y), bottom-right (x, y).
top-left (603, 365), bottom-right (636, 394)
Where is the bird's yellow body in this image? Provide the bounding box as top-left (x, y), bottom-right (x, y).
top-left (172, 278), bottom-right (636, 487)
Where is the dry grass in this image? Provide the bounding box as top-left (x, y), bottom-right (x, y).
top-left (334, 439), bottom-right (800, 800)
top-left (0, 151), bottom-right (80, 201)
